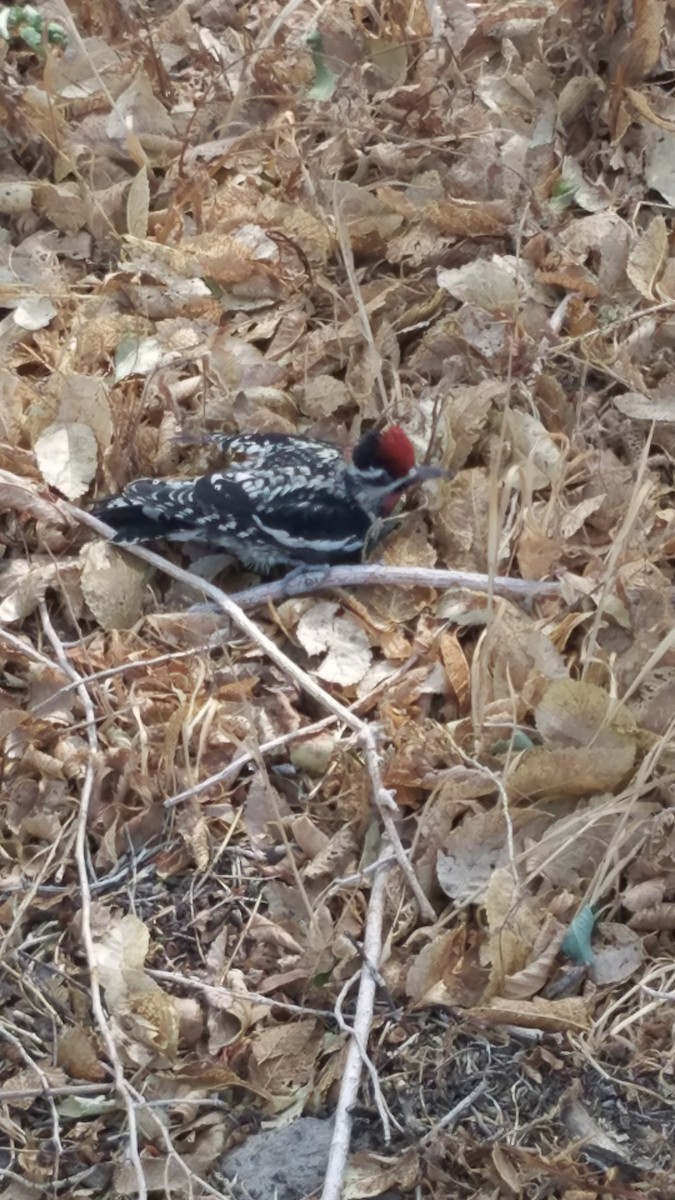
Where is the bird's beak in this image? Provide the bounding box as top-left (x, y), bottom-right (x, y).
top-left (410, 465), bottom-right (454, 485)
top-left (396, 465), bottom-right (454, 489)
top-left (382, 466), bottom-right (454, 501)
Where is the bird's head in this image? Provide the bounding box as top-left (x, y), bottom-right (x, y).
top-left (349, 425), bottom-right (451, 514)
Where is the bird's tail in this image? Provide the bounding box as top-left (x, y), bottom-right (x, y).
top-left (91, 479), bottom-right (193, 543)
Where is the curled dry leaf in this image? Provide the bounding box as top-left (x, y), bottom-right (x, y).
top-left (506, 679), bottom-right (638, 800)
top-left (626, 215), bottom-right (668, 300)
top-left (0, 181), bottom-right (32, 215)
top-left (80, 540), bottom-right (148, 630)
top-left (505, 409), bottom-right (563, 489)
top-left (644, 125), bottom-right (675, 205)
top-left (0, 472), bottom-right (64, 530)
top-left (301, 373), bottom-right (350, 418)
top-left (524, 799), bottom-right (653, 886)
top-left (302, 825), bottom-right (357, 881)
top-left (623, 877), bottom-right (667, 912)
top-left (501, 915), bottom-right (568, 1000)
top-left (428, 468), bottom-right (492, 571)
top-left (247, 1017), bottom-right (322, 1097)
top-left (436, 810), bottom-right (528, 906)
top-left (57, 1025), bottom-right (107, 1083)
top-left (173, 996), bottom-right (204, 1049)
top-left (483, 867), bottom-right (544, 997)
top-left (106, 71), bottom-right (177, 144)
top-left (469, 994), bottom-right (591, 1034)
top-left (343, 1148), bottom-right (419, 1200)
top-left (406, 926), bottom-right (489, 1009)
top-left (296, 600), bottom-right (372, 686)
top-left (506, 743), bottom-right (636, 800)
top-left (437, 379), bottom-right (506, 467)
top-left (90, 911), bottom-right (178, 1064)
top-left (34, 421), bottom-right (98, 500)
top-left (30, 373), bottom-right (113, 451)
top-left (290, 732), bottom-right (336, 776)
top-left (439, 630), bottom-right (471, 712)
top-left (1, 1066), bottom-right (68, 1109)
top-left (114, 1151), bottom-right (215, 1198)
top-left (126, 165), bottom-right (149, 239)
top-left (628, 902), bottom-right (675, 932)
top-left (437, 255), bottom-right (538, 312)
top-left (612, 390), bottom-right (675, 422)
top-left (535, 678), bottom-right (636, 745)
top-left (291, 813), bottom-right (330, 859)
top-left (90, 911), bottom-right (148, 983)
top-left (589, 922), bottom-right (643, 986)
top-left (0, 562), bottom-right (53, 623)
top-left (562, 1097), bottom-right (642, 1173)
top-left (176, 797), bottom-right (210, 870)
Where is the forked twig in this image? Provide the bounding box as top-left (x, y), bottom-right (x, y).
top-left (38, 602), bottom-right (235, 1200)
top-left (38, 602), bottom-right (148, 1200)
top-left (59, 504), bottom-right (436, 1200)
top-left (228, 564), bottom-right (563, 609)
top-left (64, 503), bottom-right (435, 922)
top-left (321, 837), bottom-right (392, 1200)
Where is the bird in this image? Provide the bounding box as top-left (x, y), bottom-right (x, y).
top-left (91, 425), bottom-right (448, 574)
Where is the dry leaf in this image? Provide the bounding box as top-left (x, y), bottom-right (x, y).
top-left (296, 601), bottom-right (372, 686)
top-left (34, 422), bottom-right (98, 499)
top-left (469, 994), bottom-right (591, 1033)
top-left (126, 165), bottom-right (150, 238)
top-left (57, 1026), bottom-right (107, 1082)
top-left (437, 256), bottom-right (527, 311)
top-left (436, 811), bottom-right (524, 905)
top-left (343, 1149), bottom-right (419, 1199)
top-left (626, 215), bottom-right (667, 299)
top-left (80, 540), bottom-right (148, 630)
top-left (290, 733), bottom-right (336, 776)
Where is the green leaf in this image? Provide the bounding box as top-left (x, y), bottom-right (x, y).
top-left (1, 5), bottom-right (67, 51)
top-left (58, 1095), bottom-right (116, 1118)
top-left (561, 904), bottom-right (596, 965)
top-left (306, 29), bottom-right (337, 102)
top-left (47, 21), bottom-right (68, 47)
top-left (491, 731), bottom-right (536, 754)
top-left (549, 177), bottom-right (577, 211)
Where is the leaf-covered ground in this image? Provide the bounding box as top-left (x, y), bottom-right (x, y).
top-left (2, 0), bottom-right (675, 1197)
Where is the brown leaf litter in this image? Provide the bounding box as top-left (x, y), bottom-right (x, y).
top-left (2, 0), bottom-right (675, 1197)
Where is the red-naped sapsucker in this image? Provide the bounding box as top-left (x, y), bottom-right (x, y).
top-left (92, 426), bottom-right (447, 573)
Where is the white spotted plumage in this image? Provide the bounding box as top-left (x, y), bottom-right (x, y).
top-left (92, 428), bottom-right (447, 574)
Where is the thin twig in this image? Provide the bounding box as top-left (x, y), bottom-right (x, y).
top-left (61, 501), bottom-right (439, 1200)
top-left (29, 645), bottom-right (211, 715)
top-left (38, 602), bottom-right (148, 1200)
top-left (148, 969), bottom-right (335, 1020)
top-left (0, 1025), bottom-right (64, 1165)
top-left (164, 711), bottom-right (338, 807)
top-left (0, 1082), bottom-right (115, 1102)
top-left (418, 1080), bottom-right (487, 1147)
top-left (38, 603), bottom-right (236, 1200)
top-left (0, 625), bottom-right (63, 671)
top-left (63, 503), bottom-right (435, 921)
top-left (333, 183), bottom-right (389, 413)
top-left (332, 960), bottom-right (404, 1144)
top-left (165, 640), bottom-right (430, 806)
top-left (227, 564), bottom-right (564, 609)
top-left (321, 837), bottom-right (391, 1200)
